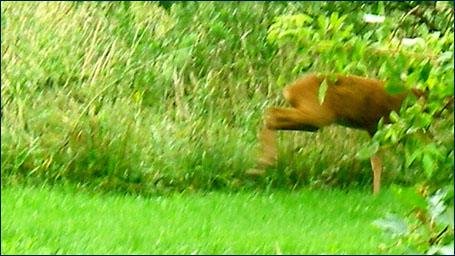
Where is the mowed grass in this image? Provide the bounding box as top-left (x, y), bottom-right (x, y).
top-left (2, 185), bottom-right (404, 255)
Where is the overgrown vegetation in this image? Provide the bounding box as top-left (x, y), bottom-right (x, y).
top-left (0, 1), bottom-right (393, 193)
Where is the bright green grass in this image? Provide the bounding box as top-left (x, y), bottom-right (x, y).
top-left (1, 185), bottom-right (404, 255)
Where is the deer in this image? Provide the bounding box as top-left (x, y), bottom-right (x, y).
top-left (246, 73), bottom-right (427, 195)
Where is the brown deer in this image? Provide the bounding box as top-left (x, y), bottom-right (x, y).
top-left (247, 73), bottom-right (426, 194)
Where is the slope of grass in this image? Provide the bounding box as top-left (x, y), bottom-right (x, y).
top-left (1, 185), bottom-right (404, 254)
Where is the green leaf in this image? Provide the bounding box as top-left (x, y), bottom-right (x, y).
top-left (327, 74), bottom-right (338, 84)
top-left (396, 54), bottom-right (407, 70)
top-left (441, 81), bottom-right (455, 97)
top-left (389, 111), bottom-right (400, 123)
top-left (377, 1), bottom-right (384, 14)
top-left (356, 62), bottom-right (367, 73)
top-left (402, 95), bottom-right (418, 112)
top-left (330, 12), bottom-right (339, 27)
top-left (391, 185), bottom-right (428, 209)
top-left (405, 104), bottom-right (422, 116)
top-left (428, 190), bottom-right (447, 219)
top-left (443, 186), bottom-right (454, 205)
top-left (355, 141), bottom-right (379, 160)
top-left (294, 14), bottom-right (313, 27)
top-left (406, 147), bottom-right (424, 168)
top-left (406, 71), bottom-right (420, 87)
top-left (424, 143), bottom-right (444, 160)
top-left (437, 51), bottom-right (454, 63)
top-left (412, 113), bottom-right (432, 130)
top-left (341, 24), bottom-right (354, 39)
top-left (318, 79), bottom-right (328, 105)
top-left (336, 15), bottom-right (347, 28)
top-left (385, 78), bottom-right (407, 94)
top-left (318, 16), bottom-right (327, 31)
top-left (266, 30), bottom-right (279, 43)
top-left (427, 244), bottom-right (454, 255)
top-left (422, 153), bottom-right (435, 178)
top-left (419, 61), bottom-right (432, 82)
top-left (372, 213), bottom-right (409, 236)
top-left (434, 210), bottom-right (454, 227)
top-left (278, 29), bottom-right (300, 39)
top-left (377, 117), bottom-right (384, 130)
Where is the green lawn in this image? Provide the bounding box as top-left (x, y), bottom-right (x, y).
top-left (1, 185), bottom-right (403, 255)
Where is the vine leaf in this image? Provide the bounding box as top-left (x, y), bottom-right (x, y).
top-left (356, 141), bottom-right (379, 160)
top-left (372, 213), bottom-right (409, 237)
top-left (318, 79), bottom-right (328, 105)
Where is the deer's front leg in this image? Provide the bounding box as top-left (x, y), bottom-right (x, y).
top-left (245, 112), bottom-right (278, 177)
top-left (256, 107), bottom-right (314, 167)
top-left (246, 107), bottom-right (332, 176)
top-left (257, 125), bottom-right (277, 168)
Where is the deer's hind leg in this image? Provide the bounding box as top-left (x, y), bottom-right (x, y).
top-left (246, 107), bottom-right (336, 176)
top-left (370, 153), bottom-right (382, 195)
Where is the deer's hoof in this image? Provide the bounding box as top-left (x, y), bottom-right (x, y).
top-left (245, 168), bottom-right (267, 176)
top-left (258, 157), bottom-right (275, 167)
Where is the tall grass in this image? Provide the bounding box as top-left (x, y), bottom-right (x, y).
top-left (1, 1), bottom-right (405, 194)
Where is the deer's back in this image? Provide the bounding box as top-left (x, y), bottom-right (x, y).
top-left (284, 74), bottom-right (409, 133)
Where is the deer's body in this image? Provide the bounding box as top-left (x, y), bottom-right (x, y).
top-left (251, 73), bottom-right (422, 194)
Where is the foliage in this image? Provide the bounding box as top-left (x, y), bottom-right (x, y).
top-left (373, 185), bottom-right (454, 254)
